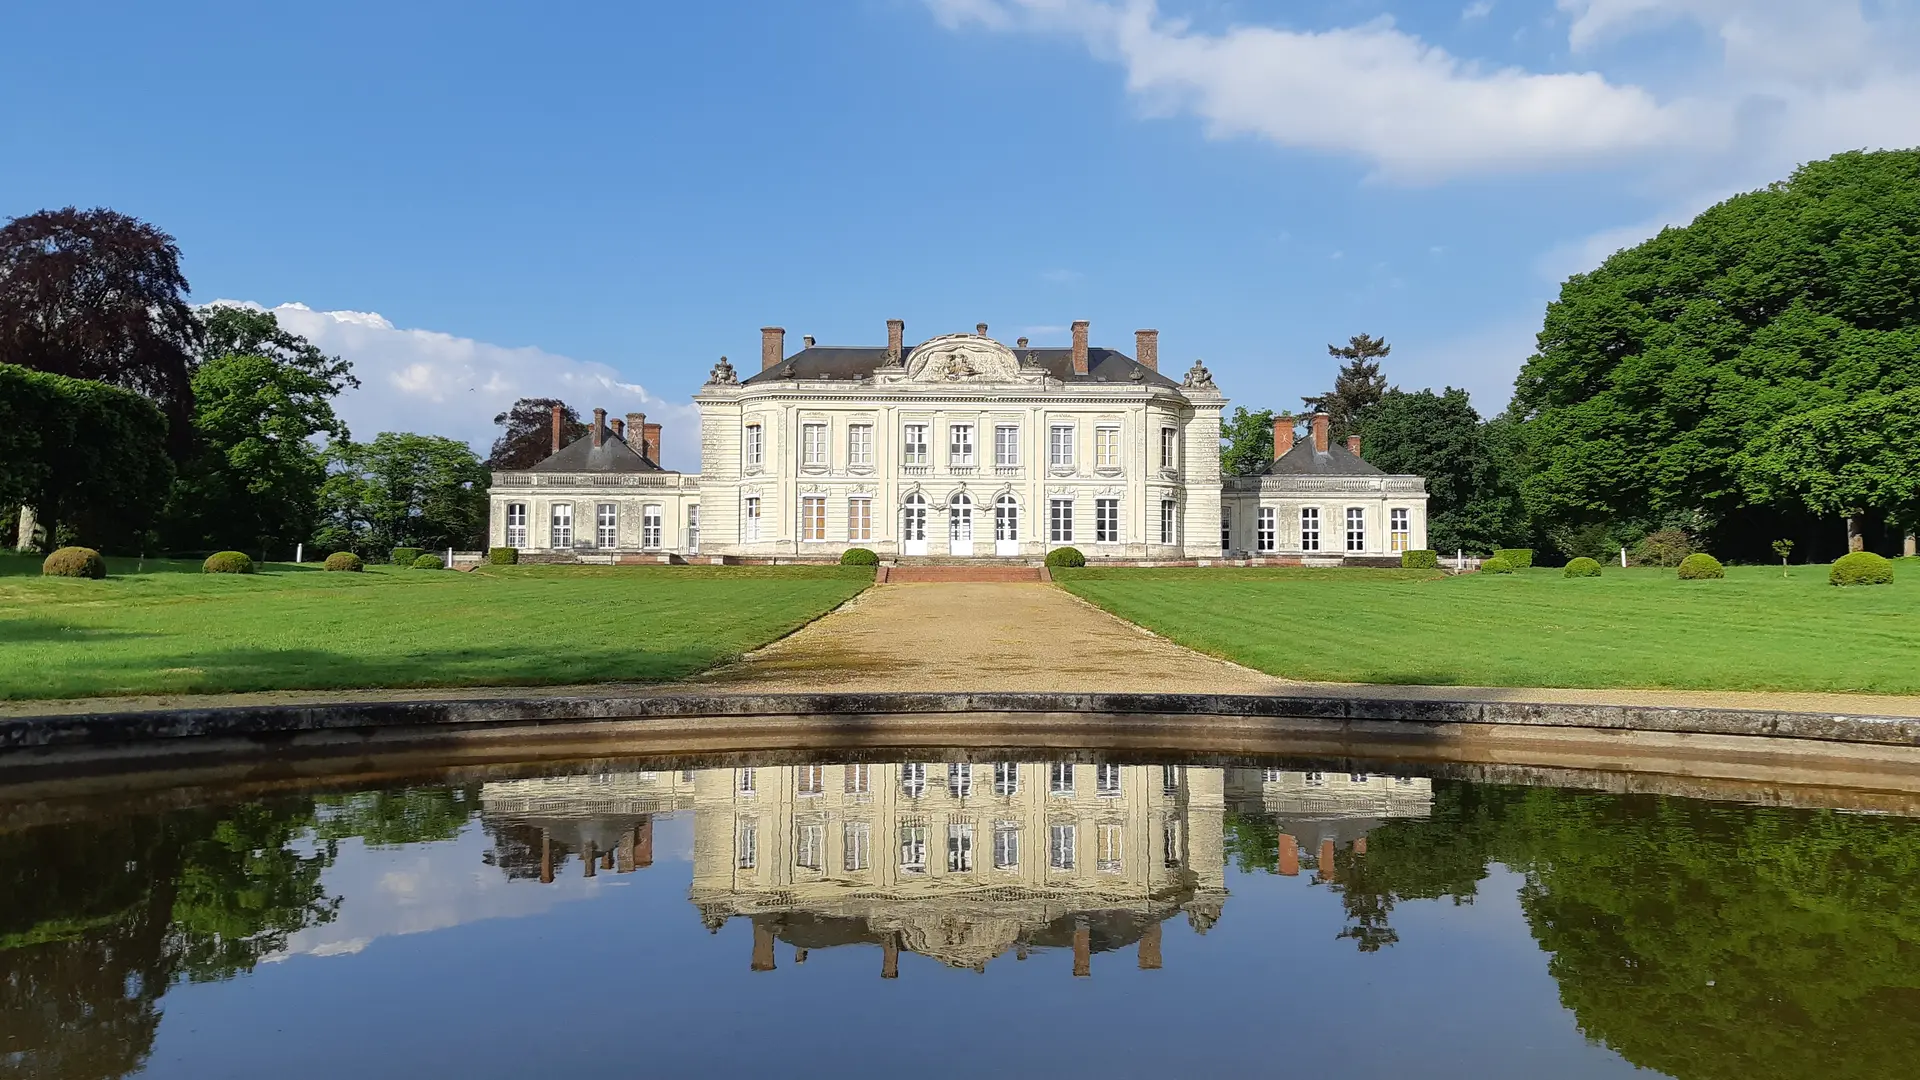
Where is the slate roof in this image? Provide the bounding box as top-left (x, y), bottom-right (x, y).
top-left (528, 428), bottom-right (665, 473)
top-left (738, 344), bottom-right (1184, 390)
top-left (1260, 439), bottom-right (1384, 477)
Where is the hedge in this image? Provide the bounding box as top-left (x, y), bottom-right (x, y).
top-left (1492, 548), bottom-right (1533, 568)
top-left (1563, 557), bottom-right (1602, 578)
top-left (1480, 556), bottom-right (1515, 574)
top-left (839, 547), bottom-right (879, 566)
top-left (391, 547), bottom-right (423, 566)
top-left (1400, 549), bottom-right (1439, 569)
top-left (1830, 551), bottom-right (1894, 587)
top-left (1676, 553), bottom-right (1725, 580)
top-left (488, 547), bottom-right (519, 565)
top-left (42, 546), bottom-right (105, 579)
top-left (323, 552), bottom-right (364, 572)
top-left (203, 551), bottom-right (255, 574)
top-left (1045, 546), bottom-right (1087, 568)
top-left (411, 553), bottom-right (445, 570)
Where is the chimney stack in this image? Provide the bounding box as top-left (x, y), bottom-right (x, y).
top-left (886, 318), bottom-right (905, 365)
top-left (760, 326), bottom-right (785, 371)
top-left (802, 334), bottom-right (815, 348)
top-left (976, 322), bottom-right (988, 337)
top-left (550, 404), bottom-right (563, 455)
top-left (1071, 320), bottom-right (1090, 376)
top-left (1272, 415), bottom-right (1295, 460)
top-left (1312, 412), bottom-right (1330, 453)
top-left (1346, 434), bottom-right (1362, 458)
top-left (592, 408), bottom-right (606, 448)
top-left (626, 412), bottom-right (646, 448)
top-left (1016, 336), bottom-right (1029, 348)
top-left (1277, 833), bottom-right (1300, 876)
top-left (610, 417), bottom-right (625, 441)
top-left (642, 423), bottom-right (663, 464)
top-left (1135, 329), bottom-right (1159, 371)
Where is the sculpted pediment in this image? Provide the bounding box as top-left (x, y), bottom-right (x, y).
top-left (898, 334), bottom-right (1029, 384)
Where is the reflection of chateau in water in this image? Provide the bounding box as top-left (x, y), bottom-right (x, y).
top-left (477, 763), bottom-right (1432, 976)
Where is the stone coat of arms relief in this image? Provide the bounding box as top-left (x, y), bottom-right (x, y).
top-left (896, 333), bottom-right (1028, 384)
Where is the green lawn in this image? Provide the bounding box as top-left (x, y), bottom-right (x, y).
top-left (0, 556), bottom-right (870, 700)
top-left (1055, 563), bottom-right (1920, 694)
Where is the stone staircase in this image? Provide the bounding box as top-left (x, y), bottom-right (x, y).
top-left (875, 563), bottom-right (1050, 584)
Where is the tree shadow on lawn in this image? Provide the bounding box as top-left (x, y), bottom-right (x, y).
top-left (0, 618), bottom-right (159, 645)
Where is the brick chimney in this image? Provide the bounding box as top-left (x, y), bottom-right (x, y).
top-left (550, 404), bottom-right (563, 455)
top-left (642, 423), bottom-right (663, 464)
top-left (886, 318), bottom-right (904, 365)
top-left (1346, 434), bottom-right (1362, 458)
top-left (1272, 414), bottom-right (1294, 460)
top-left (626, 412), bottom-right (646, 449)
top-left (760, 326), bottom-right (785, 371)
top-left (1138, 921), bottom-right (1162, 970)
top-left (1071, 320), bottom-right (1090, 375)
top-left (591, 408), bottom-right (606, 448)
top-left (976, 322), bottom-right (988, 337)
top-left (1277, 833), bottom-right (1300, 876)
top-left (1312, 412), bottom-right (1330, 453)
top-left (1135, 329), bottom-right (1159, 371)
top-left (610, 417), bottom-right (625, 441)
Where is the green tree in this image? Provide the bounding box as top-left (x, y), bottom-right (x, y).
top-left (1361, 387), bottom-right (1525, 553)
top-left (1513, 149), bottom-right (1920, 560)
top-left (313, 786), bottom-right (481, 847)
top-left (1219, 406), bottom-right (1278, 476)
top-left (488, 397), bottom-right (587, 469)
top-left (315, 432), bottom-right (490, 555)
top-left (197, 304), bottom-right (358, 390)
top-left (1741, 388), bottom-right (1920, 552)
top-left (0, 364), bottom-right (175, 552)
top-left (1303, 333), bottom-right (1391, 440)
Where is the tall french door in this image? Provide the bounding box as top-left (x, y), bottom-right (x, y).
top-left (994, 494), bottom-right (1019, 557)
top-left (948, 493), bottom-right (974, 557)
top-left (902, 493), bottom-right (929, 556)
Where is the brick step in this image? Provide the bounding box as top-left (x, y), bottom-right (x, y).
top-left (887, 556), bottom-right (1045, 567)
top-left (878, 565), bottom-right (1048, 584)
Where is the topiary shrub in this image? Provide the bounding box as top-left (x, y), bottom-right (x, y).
top-left (1830, 550), bottom-right (1894, 587)
top-left (1493, 548), bottom-right (1533, 568)
top-left (411, 553), bottom-right (445, 570)
top-left (1676, 553), bottom-right (1724, 580)
top-left (489, 547), bottom-right (518, 565)
top-left (41, 546), bottom-right (105, 579)
top-left (1634, 528), bottom-right (1694, 568)
top-left (1563, 557), bottom-right (1602, 578)
top-left (1480, 556), bottom-right (1515, 574)
top-left (203, 551), bottom-right (255, 574)
top-left (1045, 546), bottom-right (1087, 568)
top-left (1400, 549), bottom-right (1439, 569)
top-left (839, 547), bottom-right (879, 566)
top-left (391, 547), bottom-right (423, 567)
top-left (323, 552), bottom-right (363, 572)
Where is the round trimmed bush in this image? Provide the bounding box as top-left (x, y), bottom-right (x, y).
top-left (203, 551), bottom-right (255, 574)
top-left (323, 552), bottom-right (364, 572)
top-left (840, 547), bottom-right (879, 566)
top-left (41, 546), bottom-right (105, 579)
top-left (488, 546), bottom-right (518, 566)
top-left (1493, 547), bottom-right (1534, 569)
top-left (391, 547), bottom-right (423, 567)
top-left (411, 553), bottom-right (445, 570)
top-left (1563, 557), bottom-right (1602, 578)
top-left (1480, 556), bottom-right (1515, 574)
top-left (1830, 550), bottom-right (1894, 586)
top-left (1400, 549), bottom-right (1440, 569)
top-left (1676, 553), bottom-right (1724, 580)
top-left (1045, 546), bottom-right (1087, 568)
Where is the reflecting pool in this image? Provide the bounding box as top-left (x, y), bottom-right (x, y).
top-left (4, 752), bottom-right (1917, 1079)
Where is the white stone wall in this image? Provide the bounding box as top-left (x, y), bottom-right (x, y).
top-left (488, 474), bottom-right (703, 557)
top-left (1221, 476), bottom-right (1428, 560)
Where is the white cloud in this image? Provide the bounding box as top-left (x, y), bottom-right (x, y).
top-left (1462, 1), bottom-right (1495, 20)
top-left (207, 301), bottom-right (699, 470)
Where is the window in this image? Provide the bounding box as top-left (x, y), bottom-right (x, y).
top-left (506, 503), bottom-right (528, 548)
top-left (1095, 499), bottom-right (1119, 543)
top-left (1262, 768), bottom-right (1285, 783)
top-left (1098, 823), bottom-right (1123, 873)
top-left (801, 422), bottom-right (827, 467)
top-left (995, 495), bottom-right (1018, 542)
top-left (641, 504), bottom-right (662, 549)
top-left (796, 764), bottom-right (824, 796)
top-left (1391, 507), bottom-right (1411, 553)
top-left (903, 423), bottom-right (929, 466)
top-left (947, 822), bottom-right (974, 872)
top-left (742, 497), bottom-right (761, 542)
top-left (736, 820), bottom-right (757, 870)
top-left (1221, 509), bottom-right (1231, 552)
top-left (899, 822), bottom-right (928, 873)
top-left (1160, 500), bottom-right (1176, 545)
top-left (1049, 763), bottom-right (1075, 796)
top-left (549, 503), bottom-right (574, 548)
top-left (993, 763), bottom-right (1019, 796)
top-left (744, 423), bottom-right (764, 469)
top-left (1160, 426), bottom-right (1177, 468)
top-left (1162, 765), bottom-right (1181, 795)
top-left (848, 423), bottom-right (873, 467)
top-left (1257, 507), bottom-right (1277, 553)
top-left (1048, 424), bottom-right (1075, 467)
top-left (1049, 824), bottom-right (1077, 870)
top-left (687, 505), bottom-right (700, 552)
top-left (900, 763), bottom-right (927, 798)
top-left (1350, 773), bottom-right (1370, 783)
top-left (1094, 426), bottom-right (1120, 468)
top-left (847, 497), bottom-right (872, 542)
top-left (1304, 770), bottom-right (1325, 787)
top-left (845, 764), bottom-right (870, 795)
top-left (736, 768), bottom-right (757, 796)
top-left (949, 424), bottom-right (975, 466)
top-left (948, 763), bottom-right (972, 799)
top-left (1163, 821), bottom-right (1182, 869)
top-left (994, 821), bottom-right (1020, 869)
top-left (1346, 507), bottom-right (1366, 552)
top-left (1049, 499), bottom-right (1074, 544)
top-left (994, 424), bottom-right (1019, 466)
top-left (844, 822), bottom-right (870, 871)
top-left (795, 820), bottom-right (823, 870)
top-left (1300, 507), bottom-right (1321, 552)
top-left (800, 496), bottom-right (826, 542)
top-left (1096, 764), bottom-right (1121, 796)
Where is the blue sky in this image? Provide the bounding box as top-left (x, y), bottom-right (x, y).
top-left (5, 0), bottom-right (1918, 467)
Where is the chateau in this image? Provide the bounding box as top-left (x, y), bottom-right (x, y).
top-left (486, 321), bottom-right (1428, 562)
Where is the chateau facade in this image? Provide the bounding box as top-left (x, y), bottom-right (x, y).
top-left (487, 321), bottom-right (1428, 562)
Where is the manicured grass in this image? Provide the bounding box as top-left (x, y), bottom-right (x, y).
top-left (0, 556), bottom-right (870, 700)
top-left (1055, 563), bottom-right (1920, 693)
